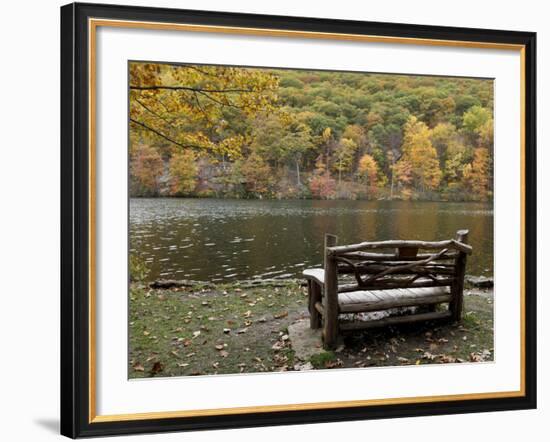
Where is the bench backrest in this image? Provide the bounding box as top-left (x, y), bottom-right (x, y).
top-left (323, 230), bottom-right (471, 294)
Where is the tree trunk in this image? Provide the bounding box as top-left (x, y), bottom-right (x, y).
top-left (390, 169), bottom-right (394, 199)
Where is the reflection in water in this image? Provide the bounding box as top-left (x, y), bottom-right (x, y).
top-left (130, 198), bottom-right (493, 282)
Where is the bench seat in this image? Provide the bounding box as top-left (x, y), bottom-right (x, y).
top-left (337, 286), bottom-right (451, 313)
top-left (303, 268), bottom-right (325, 285)
top-left (303, 269), bottom-right (451, 313)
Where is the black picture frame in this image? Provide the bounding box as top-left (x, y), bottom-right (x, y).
top-left (61, 2), bottom-right (537, 438)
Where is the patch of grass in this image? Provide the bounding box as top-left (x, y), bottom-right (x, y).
top-left (129, 281), bottom-right (308, 378)
top-left (309, 351), bottom-right (337, 369)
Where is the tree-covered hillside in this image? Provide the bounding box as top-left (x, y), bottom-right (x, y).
top-left (129, 62), bottom-right (493, 201)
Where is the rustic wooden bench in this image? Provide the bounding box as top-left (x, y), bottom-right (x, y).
top-left (303, 230), bottom-right (472, 348)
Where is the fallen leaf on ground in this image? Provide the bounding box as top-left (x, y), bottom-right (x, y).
top-left (439, 355), bottom-right (457, 363)
top-left (422, 352), bottom-right (437, 360)
top-left (325, 359), bottom-right (343, 369)
top-left (150, 362), bottom-right (163, 375)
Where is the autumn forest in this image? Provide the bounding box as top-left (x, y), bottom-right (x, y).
top-left (129, 62), bottom-right (493, 201)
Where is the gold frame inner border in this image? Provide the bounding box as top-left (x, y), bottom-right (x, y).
top-left (88, 17), bottom-right (527, 424)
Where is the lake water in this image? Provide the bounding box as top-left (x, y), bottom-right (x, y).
top-left (130, 198), bottom-right (493, 282)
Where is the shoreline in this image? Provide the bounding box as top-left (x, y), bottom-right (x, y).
top-left (146, 274), bottom-right (494, 291)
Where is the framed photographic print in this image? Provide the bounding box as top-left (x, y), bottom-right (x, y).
top-left (60, 2), bottom-right (537, 438)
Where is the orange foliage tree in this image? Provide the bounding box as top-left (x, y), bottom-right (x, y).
top-left (130, 144), bottom-right (164, 195)
top-left (309, 156), bottom-right (336, 199)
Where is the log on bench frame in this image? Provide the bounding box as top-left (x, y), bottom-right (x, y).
top-left (303, 230), bottom-right (471, 349)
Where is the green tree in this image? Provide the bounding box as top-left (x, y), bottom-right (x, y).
top-left (431, 123), bottom-right (458, 168)
top-left (462, 105), bottom-right (492, 146)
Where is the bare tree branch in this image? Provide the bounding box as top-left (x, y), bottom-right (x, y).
top-left (130, 85), bottom-right (254, 93)
top-left (194, 90), bottom-right (242, 109)
top-left (130, 118), bottom-right (208, 151)
top-left (135, 98), bottom-right (176, 126)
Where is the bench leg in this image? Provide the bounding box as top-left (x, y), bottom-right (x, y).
top-left (323, 316), bottom-right (338, 350)
top-left (450, 231), bottom-right (468, 322)
top-left (308, 281), bottom-right (322, 329)
top-left (323, 249), bottom-right (339, 349)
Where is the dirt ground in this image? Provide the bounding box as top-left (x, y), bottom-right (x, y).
top-left (129, 281), bottom-right (493, 378)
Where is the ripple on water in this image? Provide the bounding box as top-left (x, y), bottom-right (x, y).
top-left (130, 198), bottom-right (494, 281)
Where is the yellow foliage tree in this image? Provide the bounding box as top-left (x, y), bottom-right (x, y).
top-left (333, 138), bottom-right (357, 183)
top-left (358, 154), bottom-right (380, 187)
top-left (462, 147), bottom-right (491, 200)
top-left (129, 62), bottom-right (279, 159)
top-left (358, 154), bottom-right (380, 199)
top-left (396, 116), bottom-right (442, 195)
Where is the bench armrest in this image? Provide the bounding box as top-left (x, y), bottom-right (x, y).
top-left (303, 268), bottom-right (325, 286)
